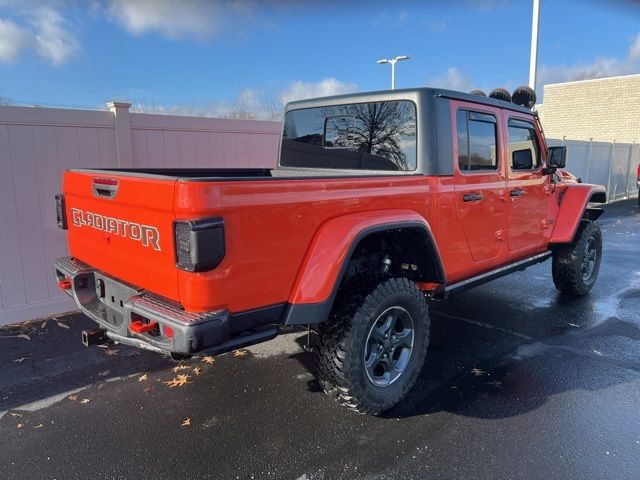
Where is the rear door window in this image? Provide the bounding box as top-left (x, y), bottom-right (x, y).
top-left (281, 100), bottom-right (417, 171)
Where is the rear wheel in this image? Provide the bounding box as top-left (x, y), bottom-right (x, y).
top-left (552, 220), bottom-right (602, 296)
top-left (314, 277), bottom-right (430, 415)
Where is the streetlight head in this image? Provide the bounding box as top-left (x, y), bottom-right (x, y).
top-left (377, 59), bottom-right (390, 64)
top-left (395, 55), bottom-right (410, 62)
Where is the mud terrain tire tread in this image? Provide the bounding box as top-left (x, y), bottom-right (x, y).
top-left (313, 277), bottom-right (430, 415)
top-left (552, 219), bottom-right (602, 296)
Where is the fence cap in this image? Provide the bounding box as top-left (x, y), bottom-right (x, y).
top-left (106, 101), bottom-right (132, 110)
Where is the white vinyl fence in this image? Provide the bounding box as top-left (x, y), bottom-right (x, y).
top-left (548, 138), bottom-right (640, 202)
top-left (0, 102), bottom-right (280, 326)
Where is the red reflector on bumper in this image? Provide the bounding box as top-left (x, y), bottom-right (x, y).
top-left (58, 278), bottom-right (72, 290)
top-left (164, 326), bottom-right (174, 339)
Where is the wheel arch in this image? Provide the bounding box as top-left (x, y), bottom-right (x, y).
top-left (283, 210), bottom-right (444, 325)
top-left (550, 184), bottom-right (607, 244)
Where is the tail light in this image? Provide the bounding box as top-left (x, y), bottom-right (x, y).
top-left (174, 218), bottom-right (225, 272)
top-left (637, 163), bottom-right (640, 180)
top-left (55, 193), bottom-right (67, 229)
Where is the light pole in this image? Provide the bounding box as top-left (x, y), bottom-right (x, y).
top-left (377, 55), bottom-right (410, 90)
top-left (529, 0), bottom-right (540, 90)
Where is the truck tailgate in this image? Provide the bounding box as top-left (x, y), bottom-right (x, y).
top-left (63, 170), bottom-right (179, 302)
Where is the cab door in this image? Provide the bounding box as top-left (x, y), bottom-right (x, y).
top-left (453, 102), bottom-right (508, 263)
top-left (503, 114), bottom-right (549, 253)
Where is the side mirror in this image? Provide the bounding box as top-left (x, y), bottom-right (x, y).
top-left (547, 146), bottom-right (567, 169)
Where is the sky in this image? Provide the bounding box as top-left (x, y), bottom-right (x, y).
top-left (0, 0), bottom-right (639, 117)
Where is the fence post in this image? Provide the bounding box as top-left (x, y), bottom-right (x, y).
top-left (106, 101), bottom-right (133, 167)
top-left (584, 138), bottom-right (593, 183)
top-left (625, 142), bottom-right (635, 199)
top-left (606, 140), bottom-right (615, 202)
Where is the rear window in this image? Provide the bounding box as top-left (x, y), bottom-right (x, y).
top-left (280, 100), bottom-right (417, 171)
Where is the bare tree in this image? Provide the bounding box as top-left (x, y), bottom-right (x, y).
top-left (572, 70), bottom-right (603, 81)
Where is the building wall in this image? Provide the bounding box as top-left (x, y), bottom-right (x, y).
top-left (0, 103), bottom-right (280, 326)
top-left (536, 74), bottom-right (640, 143)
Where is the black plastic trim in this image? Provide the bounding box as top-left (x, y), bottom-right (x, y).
top-left (55, 193), bottom-right (67, 229)
top-left (436, 251), bottom-right (552, 298)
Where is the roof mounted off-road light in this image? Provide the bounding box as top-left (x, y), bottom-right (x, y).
top-left (489, 88), bottom-right (512, 103)
top-left (512, 86), bottom-right (537, 109)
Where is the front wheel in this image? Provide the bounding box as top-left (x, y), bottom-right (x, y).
top-left (552, 220), bottom-right (602, 296)
top-left (314, 277), bottom-right (430, 415)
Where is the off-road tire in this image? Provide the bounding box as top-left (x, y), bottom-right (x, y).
top-left (313, 277), bottom-right (430, 415)
top-left (552, 219), bottom-right (602, 296)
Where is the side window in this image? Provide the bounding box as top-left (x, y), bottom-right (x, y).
top-left (456, 109), bottom-right (498, 172)
top-left (508, 118), bottom-right (540, 170)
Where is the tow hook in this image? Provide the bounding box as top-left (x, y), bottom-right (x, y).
top-left (82, 328), bottom-right (107, 347)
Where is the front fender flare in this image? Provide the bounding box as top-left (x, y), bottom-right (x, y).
top-left (551, 183), bottom-right (606, 244)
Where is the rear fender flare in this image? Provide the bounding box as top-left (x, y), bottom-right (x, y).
top-left (283, 210), bottom-right (444, 325)
top-left (551, 184), bottom-right (606, 244)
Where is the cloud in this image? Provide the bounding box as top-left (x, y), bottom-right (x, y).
top-left (0, 6), bottom-right (79, 65)
top-left (280, 78), bottom-right (358, 104)
top-left (30, 8), bottom-right (79, 65)
top-left (132, 78), bottom-right (359, 120)
top-left (629, 33), bottom-right (640, 63)
top-left (106, 0), bottom-right (257, 40)
top-left (539, 32), bottom-right (640, 86)
top-left (428, 67), bottom-right (473, 91)
top-left (0, 18), bottom-right (29, 62)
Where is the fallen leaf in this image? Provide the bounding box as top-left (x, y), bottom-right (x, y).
top-left (470, 367), bottom-right (487, 377)
top-left (68, 395), bottom-right (78, 401)
top-left (10, 412), bottom-right (22, 418)
top-left (13, 357), bottom-right (28, 363)
top-left (103, 349), bottom-right (119, 356)
top-left (79, 399), bottom-right (90, 404)
top-left (138, 373), bottom-right (148, 382)
top-left (56, 321), bottom-right (70, 330)
top-left (181, 418), bottom-right (191, 427)
top-left (192, 367), bottom-right (202, 376)
top-left (233, 349), bottom-right (249, 357)
top-left (35, 424), bottom-right (44, 429)
top-left (143, 386), bottom-right (155, 393)
top-left (17, 334), bottom-right (30, 341)
top-left (172, 365), bottom-right (190, 373)
top-left (16, 423), bottom-right (23, 429)
top-left (164, 374), bottom-right (191, 388)
top-left (201, 356), bottom-right (215, 364)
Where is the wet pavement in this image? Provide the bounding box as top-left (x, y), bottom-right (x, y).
top-left (1, 199), bottom-right (639, 480)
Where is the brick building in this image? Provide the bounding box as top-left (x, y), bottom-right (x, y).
top-left (536, 74), bottom-right (640, 143)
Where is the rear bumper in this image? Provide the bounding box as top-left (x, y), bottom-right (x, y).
top-left (53, 256), bottom-right (277, 355)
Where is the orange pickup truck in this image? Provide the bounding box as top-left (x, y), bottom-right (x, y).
top-left (54, 87), bottom-right (606, 414)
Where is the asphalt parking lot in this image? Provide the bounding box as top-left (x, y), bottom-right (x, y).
top-left (1, 199), bottom-right (639, 480)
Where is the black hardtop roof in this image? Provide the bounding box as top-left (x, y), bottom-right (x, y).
top-left (284, 87), bottom-right (536, 116)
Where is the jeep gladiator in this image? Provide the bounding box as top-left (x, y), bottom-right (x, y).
top-left (54, 87), bottom-right (606, 414)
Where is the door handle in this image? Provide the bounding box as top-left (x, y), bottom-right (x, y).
top-left (463, 193), bottom-right (484, 202)
top-left (510, 189), bottom-right (526, 198)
